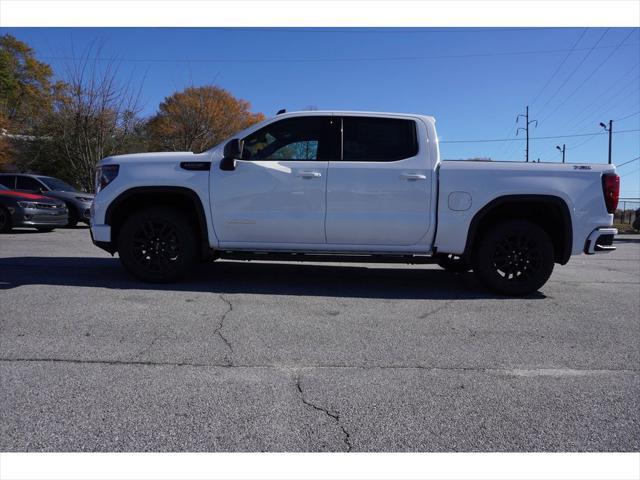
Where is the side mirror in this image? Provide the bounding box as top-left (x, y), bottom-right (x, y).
top-left (220, 138), bottom-right (243, 171)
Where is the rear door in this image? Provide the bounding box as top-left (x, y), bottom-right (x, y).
top-left (325, 116), bottom-right (432, 246)
top-left (212, 115), bottom-right (338, 245)
top-left (15, 176), bottom-right (45, 193)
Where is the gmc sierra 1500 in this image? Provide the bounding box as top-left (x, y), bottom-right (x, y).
top-left (90, 111), bottom-right (619, 295)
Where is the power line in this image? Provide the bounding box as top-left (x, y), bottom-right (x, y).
top-left (529, 28), bottom-right (588, 107)
top-left (439, 128), bottom-right (640, 144)
top-left (620, 168), bottom-right (639, 178)
top-left (540, 29), bottom-right (638, 124)
top-left (495, 29), bottom-right (588, 160)
top-left (616, 111), bottom-right (640, 122)
top-left (561, 71), bottom-right (640, 134)
top-left (38, 41), bottom-right (639, 65)
top-left (533, 28), bottom-right (610, 119)
top-left (617, 156), bottom-right (640, 168)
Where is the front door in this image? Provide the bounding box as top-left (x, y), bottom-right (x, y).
top-left (211, 115), bottom-right (338, 245)
top-left (325, 116), bottom-right (432, 246)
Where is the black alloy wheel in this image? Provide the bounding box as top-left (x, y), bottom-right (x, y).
top-left (118, 207), bottom-right (198, 282)
top-left (473, 220), bottom-right (554, 296)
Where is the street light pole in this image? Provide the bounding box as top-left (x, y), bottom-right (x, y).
top-left (600, 120), bottom-right (613, 164)
top-left (608, 120), bottom-right (613, 165)
top-left (556, 144), bottom-right (566, 163)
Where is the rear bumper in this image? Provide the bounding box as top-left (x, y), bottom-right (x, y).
top-left (584, 227), bottom-right (617, 254)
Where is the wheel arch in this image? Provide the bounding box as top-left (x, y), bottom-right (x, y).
top-left (463, 194), bottom-right (573, 265)
top-left (105, 186), bottom-right (210, 258)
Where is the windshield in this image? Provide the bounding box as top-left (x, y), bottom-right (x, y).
top-left (38, 176), bottom-right (76, 192)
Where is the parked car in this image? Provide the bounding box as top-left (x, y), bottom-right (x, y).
top-left (0, 184), bottom-right (68, 233)
top-left (0, 173), bottom-right (93, 227)
top-left (90, 111), bottom-right (619, 295)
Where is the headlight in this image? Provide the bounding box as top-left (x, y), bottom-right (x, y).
top-left (17, 201), bottom-right (39, 209)
top-left (75, 196), bottom-right (94, 202)
top-left (95, 164), bottom-right (119, 193)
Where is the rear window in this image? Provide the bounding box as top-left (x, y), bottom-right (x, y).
top-left (342, 117), bottom-right (418, 162)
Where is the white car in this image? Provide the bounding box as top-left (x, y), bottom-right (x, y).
top-left (90, 111), bottom-right (619, 295)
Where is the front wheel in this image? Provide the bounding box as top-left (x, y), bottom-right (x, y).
top-left (117, 206), bottom-right (198, 282)
top-left (472, 220), bottom-right (555, 296)
top-left (0, 206), bottom-right (12, 233)
top-left (66, 205), bottom-right (79, 228)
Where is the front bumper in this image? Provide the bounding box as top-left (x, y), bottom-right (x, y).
top-left (90, 223), bottom-right (116, 253)
top-left (13, 206), bottom-right (68, 227)
top-left (584, 227), bottom-right (618, 254)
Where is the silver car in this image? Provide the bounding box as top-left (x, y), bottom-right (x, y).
top-left (0, 174), bottom-right (94, 227)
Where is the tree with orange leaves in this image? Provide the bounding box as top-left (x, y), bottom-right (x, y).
top-left (148, 85), bottom-right (264, 153)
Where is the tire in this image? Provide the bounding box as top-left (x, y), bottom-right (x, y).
top-left (117, 206), bottom-right (198, 283)
top-left (0, 206), bottom-right (12, 233)
top-left (472, 220), bottom-right (555, 296)
top-left (436, 253), bottom-right (472, 273)
top-left (66, 205), bottom-right (79, 228)
top-left (36, 227), bottom-right (55, 232)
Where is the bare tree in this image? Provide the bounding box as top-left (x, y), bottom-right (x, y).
top-left (44, 42), bottom-right (144, 192)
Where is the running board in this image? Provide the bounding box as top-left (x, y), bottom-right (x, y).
top-left (216, 251), bottom-right (436, 264)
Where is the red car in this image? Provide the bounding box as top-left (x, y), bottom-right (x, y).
top-left (0, 184), bottom-right (68, 233)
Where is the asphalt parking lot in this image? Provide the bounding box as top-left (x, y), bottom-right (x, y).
top-left (1, 227), bottom-right (638, 452)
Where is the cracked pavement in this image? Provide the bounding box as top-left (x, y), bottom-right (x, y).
top-left (0, 228), bottom-right (639, 451)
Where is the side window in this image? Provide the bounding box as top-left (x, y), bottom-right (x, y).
top-left (241, 117), bottom-right (336, 161)
top-left (0, 176), bottom-right (16, 189)
top-left (16, 176), bottom-right (44, 192)
top-left (342, 117), bottom-right (418, 162)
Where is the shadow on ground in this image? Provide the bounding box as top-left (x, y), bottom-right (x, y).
top-left (0, 256), bottom-right (545, 300)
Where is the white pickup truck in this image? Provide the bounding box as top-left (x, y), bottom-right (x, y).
top-left (90, 111), bottom-right (620, 295)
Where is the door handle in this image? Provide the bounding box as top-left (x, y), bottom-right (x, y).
top-left (296, 170), bottom-right (322, 178)
top-left (401, 173), bottom-right (427, 181)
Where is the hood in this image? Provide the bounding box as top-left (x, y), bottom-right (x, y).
top-left (0, 190), bottom-right (62, 204)
top-left (46, 190), bottom-right (94, 201)
top-left (0, 190), bottom-right (50, 203)
top-left (99, 151), bottom-right (199, 166)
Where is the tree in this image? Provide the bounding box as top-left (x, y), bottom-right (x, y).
top-left (27, 44), bottom-right (145, 192)
top-left (0, 34), bottom-right (57, 132)
top-left (0, 34), bottom-right (59, 170)
top-left (148, 85), bottom-right (264, 153)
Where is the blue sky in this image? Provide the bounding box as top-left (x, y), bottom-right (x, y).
top-left (2, 27), bottom-right (639, 197)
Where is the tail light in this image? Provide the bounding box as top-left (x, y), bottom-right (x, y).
top-left (602, 173), bottom-right (619, 214)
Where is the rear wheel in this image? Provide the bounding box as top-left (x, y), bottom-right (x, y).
top-left (117, 206), bottom-right (198, 282)
top-left (472, 220), bottom-right (554, 296)
top-left (436, 253), bottom-right (472, 273)
top-left (0, 206), bottom-right (12, 233)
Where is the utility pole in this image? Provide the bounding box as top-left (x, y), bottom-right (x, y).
top-left (556, 143), bottom-right (566, 163)
top-left (600, 120), bottom-right (613, 164)
top-left (517, 106), bottom-right (538, 162)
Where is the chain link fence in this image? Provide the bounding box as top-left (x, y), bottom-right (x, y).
top-left (615, 198), bottom-right (640, 226)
